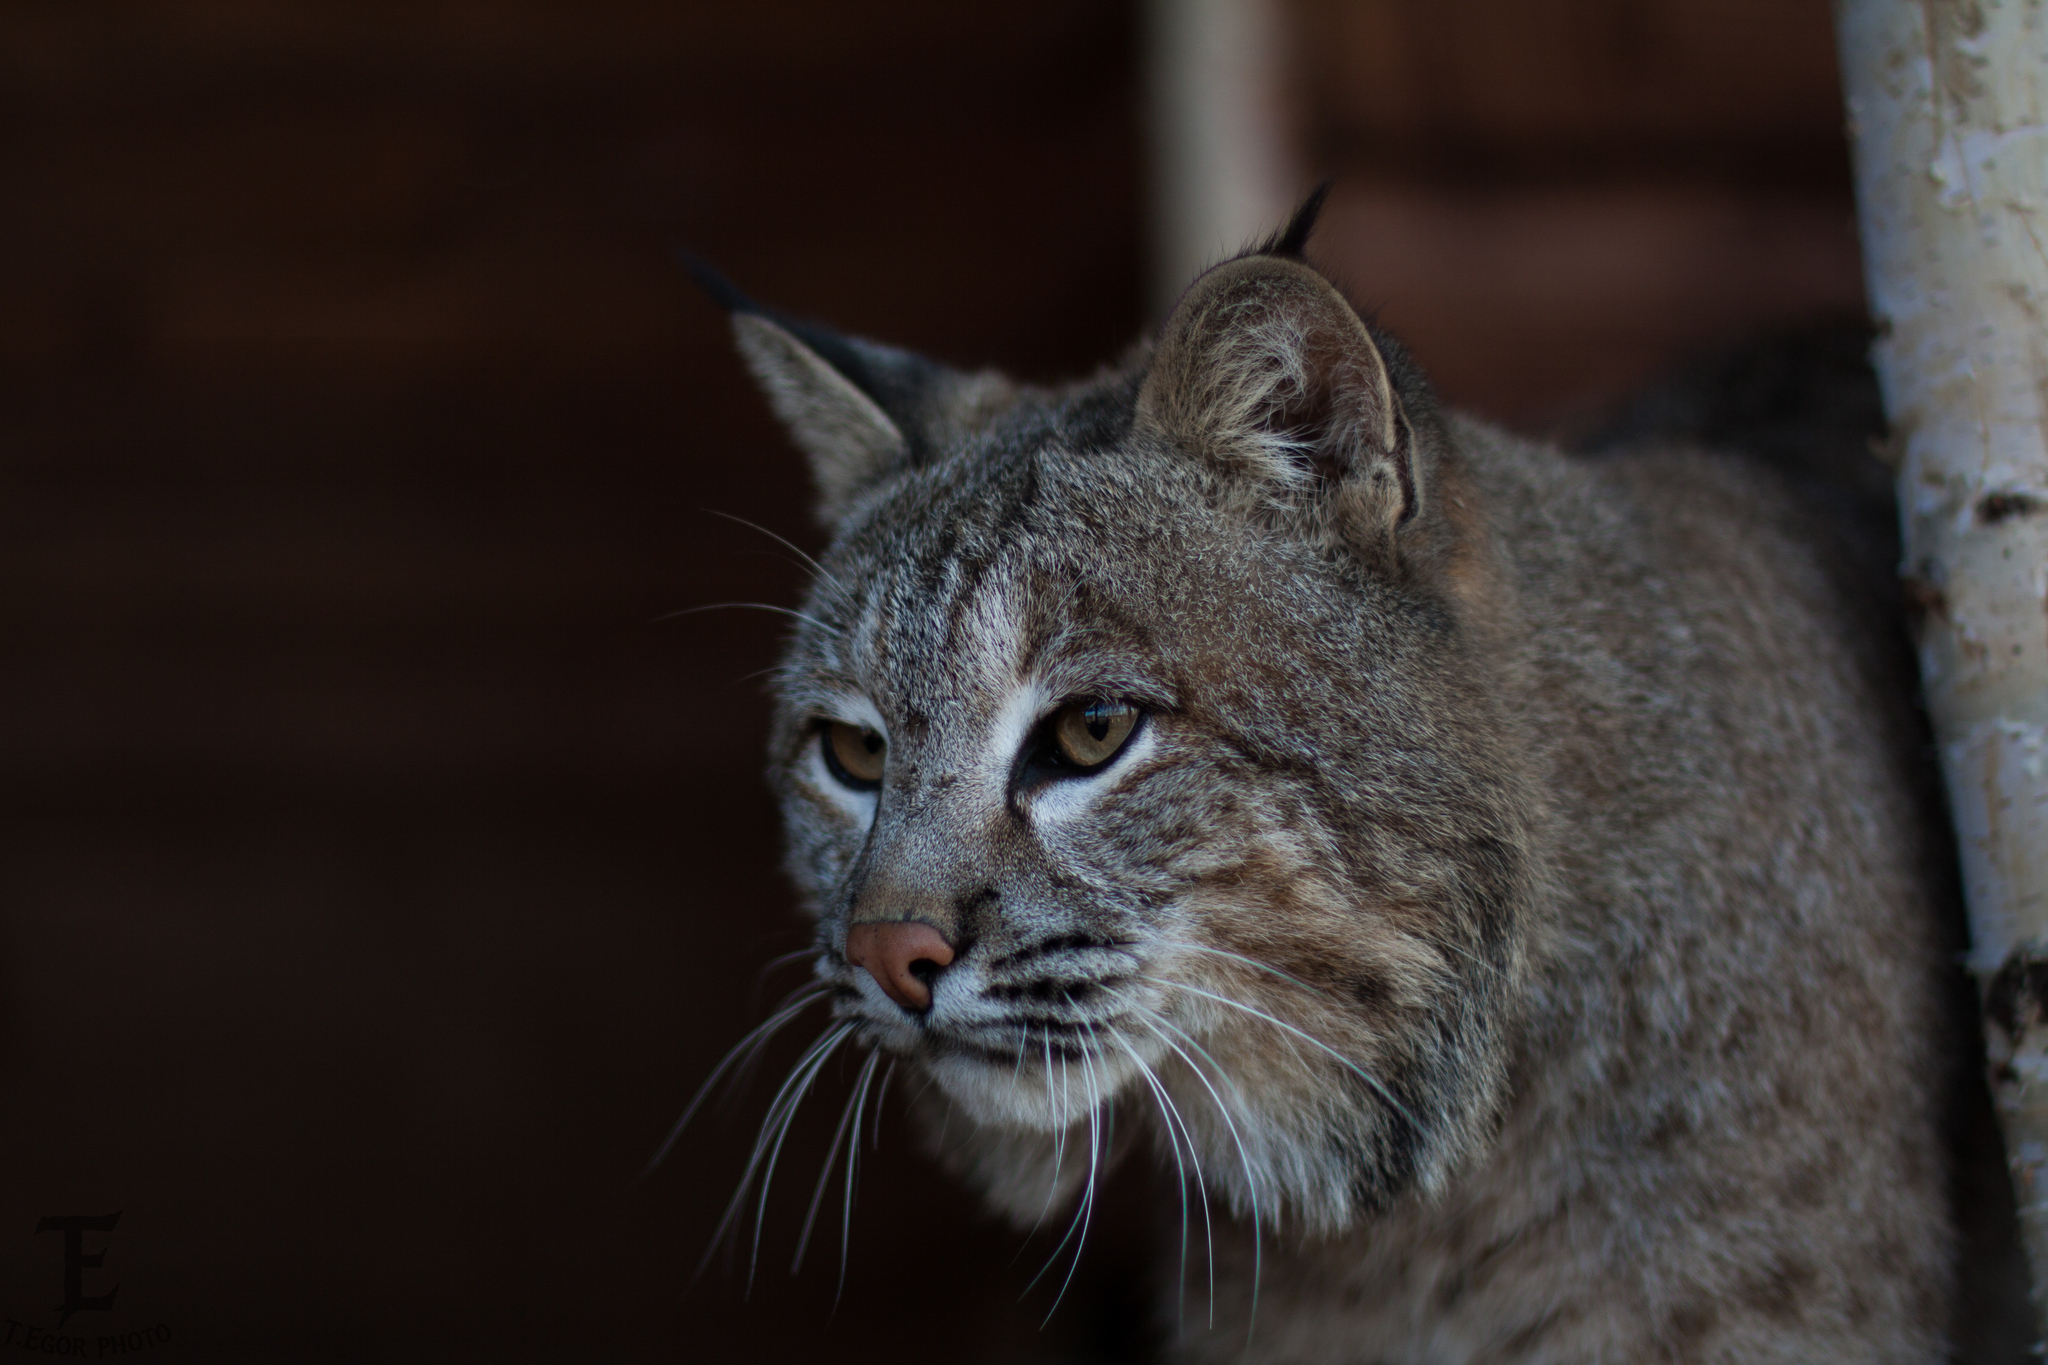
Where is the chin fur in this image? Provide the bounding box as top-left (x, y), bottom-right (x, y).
top-left (923, 1037), bottom-right (1149, 1129)
top-left (903, 992), bottom-right (1466, 1239)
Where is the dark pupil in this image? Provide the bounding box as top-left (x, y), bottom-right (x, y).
top-left (1084, 702), bottom-right (1114, 742)
top-left (861, 732), bottom-right (882, 755)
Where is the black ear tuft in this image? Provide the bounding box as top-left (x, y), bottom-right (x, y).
top-left (676, 249), bottom-right (959, 458)
top-left (691, 251), bottom-right (1022, 525)
top-left (676, 248), bottom-right (760, 315)
top-left (1257, 180), bottom-right (1334, 261)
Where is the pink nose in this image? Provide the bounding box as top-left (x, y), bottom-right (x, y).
top-left (845, 921), bottom-right (957, 1012)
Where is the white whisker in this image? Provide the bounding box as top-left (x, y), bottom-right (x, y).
top-left (792, 1047), bottom-right (875, 1275)
top-left (1015, 1028), bottom-right (1066, 1244)
top-left (702, 508), bottom-right (850, 597)
top-left (1173, 942), bottom-right (1327, 996)
top-left (837, 1049), bottom-right (881, 1306)
top-left (1130, 1009), bottom-right (1263, 1345)
top-left (1044, 1017), bottom-right (1107, 1322)
top-left (1111, 1028), bottom-right (1212, 1328)
top-left (744, 1024), bottom-right (856, 1289)
top-left (691, 1019), bottom-right (851, 1287)
top-left (654, 601), bottom-right (844, 637)
top-left (643, 988), bottom-right (830, 1177)
top-left (869, 1058), bottom-right (897, 1152)
top-left (754, 948), bottom-right (818, 986)
top-left (1026, 1022), bottom-right (1103, 1316)
top-left (1042, 1032), bottom-right (1067, 1222)
top-left (1152, 976), bottom-right (1421, 1135)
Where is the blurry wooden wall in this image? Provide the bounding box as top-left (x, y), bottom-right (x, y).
top-left (0, 5), bottom-right (1146, 1361)
top-left (0, 2), bottom-right (1859, 1361)
top-left (1294, 0), bottom-right (1861, 432)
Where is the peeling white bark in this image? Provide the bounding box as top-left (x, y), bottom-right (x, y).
top-left (1836, 0), bottom-right (2048, 1304)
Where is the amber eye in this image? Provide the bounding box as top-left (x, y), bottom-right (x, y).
top-left (821, 721), bottom-right (885, 790)
top-left (1051, 699), bottom-right (1140, 770)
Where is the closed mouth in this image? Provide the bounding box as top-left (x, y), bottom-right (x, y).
top-left (938, 1014), bottom-right (1133, 1066)
top-left (981, 974), bottom-right (1137, 1007)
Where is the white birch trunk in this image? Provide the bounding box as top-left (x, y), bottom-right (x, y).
top-left (1143, 0), bottom-right (1302, 316)
top-left (1835, 0), bottom-right (2048, 1307)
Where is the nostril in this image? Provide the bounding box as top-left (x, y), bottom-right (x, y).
top-left (846, 921), bottom-right (956, 1013)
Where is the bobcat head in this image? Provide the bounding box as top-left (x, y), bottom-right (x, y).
top-left (716, 193), bottom-right (1537, 1238)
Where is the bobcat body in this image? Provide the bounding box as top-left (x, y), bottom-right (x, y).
top-left (715, 200), bottom-right (1952, 1361)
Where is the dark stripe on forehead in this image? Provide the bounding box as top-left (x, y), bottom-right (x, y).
top-left (795, 377), bottom-right (1143, 708)
top-left (1011, 568), bottom-right (1166, 681)
top-left (869, 453), bottom-right (1044, 670)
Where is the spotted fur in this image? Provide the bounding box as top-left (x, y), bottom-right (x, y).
top-left (720, 203), bottom-right (1952, 1360)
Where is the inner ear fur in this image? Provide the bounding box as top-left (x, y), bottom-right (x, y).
top-left (1137, 255), bottom-right (1420, 557)
top-left (732, 313), bottom-right (908, 526)
top-left (732, 311), bottom-right (1021, 527)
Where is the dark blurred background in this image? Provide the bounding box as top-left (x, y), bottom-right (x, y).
top-left (0, 2), bottom-right (1861, 1359)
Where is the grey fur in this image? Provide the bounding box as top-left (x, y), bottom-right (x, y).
top-left (730, 245), bottom-right (1951, 1360)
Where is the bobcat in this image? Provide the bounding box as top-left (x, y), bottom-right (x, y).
top-left (702, 190), bottom-right (1958, 1361)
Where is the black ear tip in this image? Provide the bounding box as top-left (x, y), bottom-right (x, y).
top-left (675, 247), bottom-right (759, 315)
top-left (1261, 180), bottom-right (1335, 260)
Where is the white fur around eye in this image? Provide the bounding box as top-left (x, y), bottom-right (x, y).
top-left (1020, 717), bottom-right (1157, 827)
top-left (805, 698), bottom-right (888, 824)
top-left (981, 680), bottom-right (1050, 791)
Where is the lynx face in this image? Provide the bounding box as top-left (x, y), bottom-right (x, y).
top-left (744, 227), bottom-right (1537, 1232)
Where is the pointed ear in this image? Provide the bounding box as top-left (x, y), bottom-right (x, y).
top-left (686, 255), bottom-right (1018, 525)
top-left (1136, 253), bottom-right (1422, 563)
top-left (730, 312), bottom-right (908, 524)
top-left (730, 311), bottom-right (1021, 526)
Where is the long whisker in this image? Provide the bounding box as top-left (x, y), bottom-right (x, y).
top-left (1152, 976), bottom-right (1421, 1135)
top-left (756, 948), bottom-right (818, 985)
top-left (1129, 1009), bottom-right (1263, 1345)
top-left (1025, 1024), bottom-right (1102, 1314)
top-left (1031, 1030), bottom-right (1066, 1233)
top-left (642, 987), bottom-right (830, 1177)
top-left (837, 1049), bottom-right (881, 1307)
top-left (1098, 995), bottom-right (1220, 1325)
top-left (1164, 945), bottom-right (1321, 1074)
top-left (869, 1058), bottom-right (896, 1152)
top-left (1007, 1028), bottom-right (1062, 1259)
top-left (653, 602), bottom-right (843, 637)
top-left (1172, 942), bottom-right (1329, 996)
top-left (721, 983), bottom-right (843, 1108)
top-left (1052, 1023), bottom-right (1106, 1319)
top-left (743, 1023), bottom-right (856, 1291)
top-left (692, 1019), bottom-right (850, 1284)
top-left (729, 663), bottom-right (798, 688)
top-left (1112, 1029), bottom-right (1206, 1329)
top-left (1151, 1043), bottom-right (1217, 1329)
top-left (792, 1047), bottom-right (875, 1275)
top-left (697, 1017), bottom-right (838, 1279)
top-left (702, 508), bottom-right (849, 596)
top-left (745, 949), bottom-right (820, 1014)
